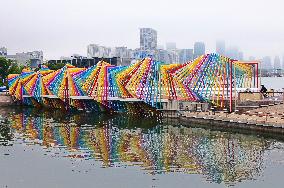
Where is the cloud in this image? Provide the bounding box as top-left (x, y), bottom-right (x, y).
top-left (1, 0), bottom-right (284, 59)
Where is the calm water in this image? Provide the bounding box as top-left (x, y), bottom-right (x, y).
top-left (1, 107), bottom-right (284, 188)
top-left (261, 77), bottom-right (284, 90)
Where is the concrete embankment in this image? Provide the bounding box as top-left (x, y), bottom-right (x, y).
top-left (2, 90), bottom-right (284, 137)
top-left (0, 93), bottom-right (13, 106)
top-left (162, 100), bottom-right (284, 137)
top-left (162, 103), bottom-right (284, 137)
top-left (179, 115), bottom-right (284, 137)
top-left (162, 116), bottom-right (284, 141)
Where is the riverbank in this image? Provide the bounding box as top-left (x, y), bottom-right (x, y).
top-left (170, 103), bottom-right (284, 137)
top-left (0, 93), bottom-right (13, 107)
top-left (2, 92), bottom-right (284, 136)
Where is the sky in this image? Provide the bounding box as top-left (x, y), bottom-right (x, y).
top-left (1, 0), bottom-right (284, 60)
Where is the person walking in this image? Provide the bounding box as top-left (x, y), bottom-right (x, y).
top-left (260, 85), bottom-right (268, 98)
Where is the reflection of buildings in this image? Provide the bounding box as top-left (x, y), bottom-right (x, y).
top-left (10, 109), bottom-right (270, 185)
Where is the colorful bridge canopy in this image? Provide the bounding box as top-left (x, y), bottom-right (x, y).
top-left (8, 53), bottom-right (258, 111)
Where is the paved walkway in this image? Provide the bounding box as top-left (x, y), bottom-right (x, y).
top-left (182, 103), bottom-right (284, 128)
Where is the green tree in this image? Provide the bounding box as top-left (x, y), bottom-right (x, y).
top-left (0, 57), bottom-right (24, 86)
top-left (46, 62), bottom-right (65, 70)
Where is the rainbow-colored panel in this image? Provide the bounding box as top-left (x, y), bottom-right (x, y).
top-left (7, 54), bottom-right (256, 111)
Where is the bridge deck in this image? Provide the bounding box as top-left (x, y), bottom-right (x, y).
top-left (41, 95), bottom-right (59, 99)
top-left (23, 95), bottom-right (32, 98)
top-left (69, 96), bottom-right (92, 100)
top-left (22, 95), bottom-right (173, 103)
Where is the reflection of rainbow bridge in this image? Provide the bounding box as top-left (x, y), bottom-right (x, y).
top-left (8, 54), bottom-right (259, 113)
top-left (9, 109), bottom-right (269, 185)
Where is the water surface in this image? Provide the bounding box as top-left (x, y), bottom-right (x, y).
top-left (1, 107), bottom-right (284, 188)
top-left (261, 77), bottom-right (284, 90)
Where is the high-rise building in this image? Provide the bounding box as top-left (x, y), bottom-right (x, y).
top-left (113, 47), bottom-right (128, 58)
top-left (166, 42), bottom-right (176, 51)
top-left (156, 49), bottom-right (178, 64)
top-left (168, 50), bottom-right (179, 64)
top-left (87, 44), bottom-right (111, 58)
top-left (113, 47), bottom-right (135, 66)
top-left (216, 40), bottom-right (225, 55)
top-left (282, 55), bottom-right (284, 69)
top-left (262, 56), bottom-right (272, 69)
top-left (193, 42), bottom-right (205, 59)
top-left (48, 57), bottom-right (123, 68)
top-left (87, 44), bottom-right (134, 66)
top-left (238, 52), bottom-right (244, 61)
top-left (156, 49), bottom-right (168, 63)
top-left (226, 46), bottom-right (239, 60)
top-left (179, 49), bottom-right (193, 63)
top-left (140, 28), bottom-right (157, 50)
top-left (6, 51), bottom-right (43, 67)
top-left (274, 56), bottom-right (281, 69)
top-left (0, 47), bottom-right (7, 56)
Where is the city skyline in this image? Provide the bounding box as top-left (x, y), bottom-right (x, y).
top-left (2, 33), bottom-right (284, 67)
top-left (1, 31), bottom-right (282, 61)
top-left (1, 0), bottom-right (284, 60)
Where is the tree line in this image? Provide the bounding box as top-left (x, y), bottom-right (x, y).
top-left (0, 57), bottom-right (68, 87)
top-left (0, 57), bottom-right (25, 87)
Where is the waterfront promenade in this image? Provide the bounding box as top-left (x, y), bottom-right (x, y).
top-left (178, 102), bottom-right (284, 135)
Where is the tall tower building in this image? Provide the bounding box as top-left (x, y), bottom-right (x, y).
top-left (193, 42), bottom-right (205, 59)
top-left (216, 40), bottom-right (225, 55)
top-left (87, 44), bottom-right (111, 58)
top-left (140, 28), bottom-right (157, 50)
top-left (274, 56), bottom-right (281, 69)
top-left (226, 46), bottom-right (239, 60)
top-left (179, 49), bottom-right (193, 63)
top-left (0, 47), bottom-right (7, 56)
top-left (262, 56), bottom-right (272, 69)
top-left (238, 52), bottom-right (244, 61)
top-left (282, 55), bottom-right (284, 69)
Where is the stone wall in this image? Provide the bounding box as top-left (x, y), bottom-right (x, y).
top-left (0, 94), bottom-right (13, 106)
top-left (238, 92), bottom-right (262, 101)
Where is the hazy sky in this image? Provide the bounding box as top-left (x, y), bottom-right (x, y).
top-left (1, 0), bottom-right (284, 60)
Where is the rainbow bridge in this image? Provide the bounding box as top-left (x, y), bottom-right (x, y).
top-left (7, 53), bottom-right (259, 114)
